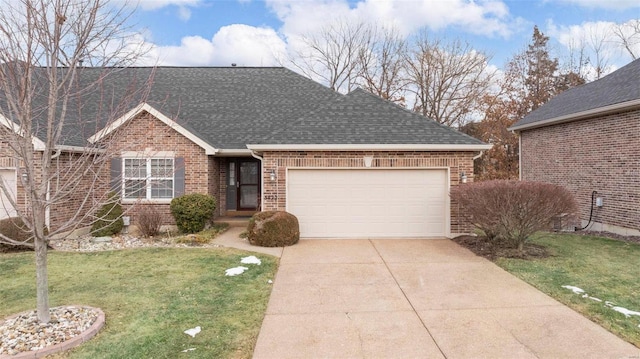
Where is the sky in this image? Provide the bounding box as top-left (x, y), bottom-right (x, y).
top-left (126, 0), bottom-right (638, 79)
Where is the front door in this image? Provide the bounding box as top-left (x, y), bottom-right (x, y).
top-left (238, 160), bottom-right (260, 210)
top-left (226, 159), bottom-right (260, 211)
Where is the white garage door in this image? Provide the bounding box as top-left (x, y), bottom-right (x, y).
top-left (287, 169), bottom-right (448, 238)
top-left (0, 169), bottom-right (17, 220)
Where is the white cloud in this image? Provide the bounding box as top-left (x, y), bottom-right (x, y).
top-left (550, 0), bottom-right (640, 10)
top-left (141, 24), bottom-right (287, 66)
top-left (266, 0), bottom-right (523, 39)
top-left (546, 19), bottom-right (639, 79)
top-left (177, 6), bottom-right (192, 21)
top-left (134, 0), bottom-right (525, 69)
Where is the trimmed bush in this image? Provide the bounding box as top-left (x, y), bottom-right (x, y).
top-left (450, 180), bottom-right (578, 251)
top-left (137, 205), bottom-right (164, 237)
top-left (91, 192), bottom-right (124, 237)
top-left (170, 193), bottom-right (217, 234)
top-left (247, 211), bottom-right (300, 247)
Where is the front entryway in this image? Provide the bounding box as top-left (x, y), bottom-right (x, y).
top-left (0, 169), bottom-right (17, 220)
top-left (225, 158), bottom-right (261, 211)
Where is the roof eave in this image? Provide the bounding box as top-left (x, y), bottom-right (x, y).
top-left (246, 144), bottom-right (493, 151)
top-left (87, 102), bottom-right (219, 155)
top-left (509, 99), bottom-right (640, 132)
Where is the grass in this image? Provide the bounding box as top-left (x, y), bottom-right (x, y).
top-left (495, 232), bottom-right (640, 347)
top-left (0, 247), bottom-right (278, 358)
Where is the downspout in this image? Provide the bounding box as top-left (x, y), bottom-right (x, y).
top-left (250, 150), bottom-right (264, 212)
top-left (472, 151), bottom-right (484, 161)
top-left (517, 131), bottom-right (522, 180)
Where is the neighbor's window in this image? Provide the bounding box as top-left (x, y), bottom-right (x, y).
top-left (123, 158), bottom-right (174, 200)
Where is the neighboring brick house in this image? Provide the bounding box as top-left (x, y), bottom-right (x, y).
top-left (1, 67), bottom-right (490, 238)
top-left (510, 59), bottom-right (640, 236)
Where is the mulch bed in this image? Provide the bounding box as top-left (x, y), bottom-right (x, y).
top-left (451, 235), bottom-right (551, 261)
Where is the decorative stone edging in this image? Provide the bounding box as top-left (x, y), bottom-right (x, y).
top-left (0, 306), bottom-right (105, 359)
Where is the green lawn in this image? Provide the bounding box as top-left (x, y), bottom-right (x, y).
top-left (496, 233), bottom-right (640, 347)
top-left (0, 247), bottom-right (278, 358)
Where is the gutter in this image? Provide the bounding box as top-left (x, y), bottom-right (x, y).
top-left (246, 143), bottom-right (493, 152)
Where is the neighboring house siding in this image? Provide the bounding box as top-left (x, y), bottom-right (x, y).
top-left (106, 112), bottom-right (213, 225)
top-left (520, 108), bottom-right (640, 234)
top-left (261, 151), bottom-right (476, 234)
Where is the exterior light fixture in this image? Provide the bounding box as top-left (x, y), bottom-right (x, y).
top-left (269, 169), bottom-right (276, 182)
top-left (21, 172), bottom-right (28, 183)
top-left (460, 172), bottom-right (467, 184)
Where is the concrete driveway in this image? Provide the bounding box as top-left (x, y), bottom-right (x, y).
top-left (253, 239), bottom-right (638, 359)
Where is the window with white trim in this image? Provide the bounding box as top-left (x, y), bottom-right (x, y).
top-left (123, 158), bottom-right (174, 199)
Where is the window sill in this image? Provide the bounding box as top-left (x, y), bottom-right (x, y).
top-left (121, 199), bottom-right (173, 205)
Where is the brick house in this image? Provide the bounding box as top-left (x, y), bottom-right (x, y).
top-left (510, 59), bottom-right (640, 236)
top-left (1, 67), bottom-right (490, 238)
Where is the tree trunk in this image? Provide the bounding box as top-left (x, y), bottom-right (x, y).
top-left (35, 238), bottom-right (51, 323)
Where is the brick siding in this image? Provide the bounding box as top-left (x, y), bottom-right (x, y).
top-left (105, 112), bottom-right (215, 226)
top-left (261, 151), bottom-right (477, 234)
top-left (520, 108), bottom-right (640, 233)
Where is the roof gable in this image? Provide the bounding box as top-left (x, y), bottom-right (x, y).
top-left (88, 103), bottom-right (219, 155)
top-left (511, 59), bottom-right (640, 131)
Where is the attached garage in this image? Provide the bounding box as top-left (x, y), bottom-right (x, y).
top-left (0, 169), bottom-right (17, 220)
top-left (287, 168), bottom-right (449, 238)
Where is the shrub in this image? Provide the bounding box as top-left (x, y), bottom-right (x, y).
top-left (0, 217), bottom-right (33, 252)
top-left (450, 180), bottom-right (578, 251)
top-left (137, 205), bottom-right (164, 237)
top-left (91, 192), bottom-right (124, 237)
top-left (247, 211), bottom-right (300, 247)
top-left (170, 193), bottom-right (217, 234)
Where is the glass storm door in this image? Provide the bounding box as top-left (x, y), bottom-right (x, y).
top-left (238, 160), bottom-right (260, 210)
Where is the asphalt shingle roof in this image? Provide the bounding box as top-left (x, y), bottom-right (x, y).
top-left (260, 88), bottom-right (485, 145)
top-left (512, 58), bottom-right (640, 129)
top-left (3, 66), bottom-right (485, 149)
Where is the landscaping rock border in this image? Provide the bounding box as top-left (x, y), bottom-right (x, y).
top-left (0, 306), bottom-right (104, 359)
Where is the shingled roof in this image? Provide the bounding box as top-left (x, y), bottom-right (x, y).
top-left (2, 66), bottom-right (488, 150)
top-left (256, 88), bottom-right (485, 146)
top-left (510, 58), bottom-right (640, 131)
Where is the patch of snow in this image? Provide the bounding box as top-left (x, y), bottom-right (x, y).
top-left (225, 266), bottom-right (249, 276)
top-left (587, 296), bottom-right (602, 302)
top-left (605, 301), bottom-right (616, 307)
top-left (181, 348), bottom-right (196, 352)
top-left (562, 285), bottom-right (585, 294)
top-left (610, 306), bottom-right (640, 318)
top-left (267, 279), bottom-right (273, 284)
top-left (241, 256), bottom-right (261, 265)
top-left (184, 326), bottom-right (201, 338)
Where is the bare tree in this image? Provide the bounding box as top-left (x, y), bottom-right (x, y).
top-left (289, 19), bottom-right (374, 93)
top-left (612, 19), bottom-right (640, 60)
top-left (357, 26), bottom-right (408, 105)
top-left (585, 24), bottom-right (612, 80)
top-left (404, 32), bottom-right (496, 127)
top-left (0, 0), bottom-right (149, 323)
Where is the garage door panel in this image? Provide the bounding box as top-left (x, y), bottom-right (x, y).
top-left (287, 169), bottom-right (448, 238)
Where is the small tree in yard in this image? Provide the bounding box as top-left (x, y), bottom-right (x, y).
top-left (451, 180), bottom-right (578, 251)
top-left (0, 0), bottom-right (148, 323)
